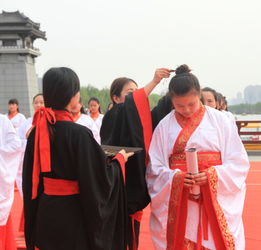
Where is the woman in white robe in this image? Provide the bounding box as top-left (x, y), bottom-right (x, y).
top-left (0, 114), bottom-right (21, 249)
top-left (17, 94), bottom-right (45, 196)
top-left (6, 98), bottom-right (26, 133)
top-left (88, 97), bottom-right (104, 142)
top-left (146, 65), bottom-right (249, 250)
top-left (71, 100), bottom-right (100, 144)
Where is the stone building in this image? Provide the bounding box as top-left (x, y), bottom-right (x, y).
top-left (0, 11), bottom-right (46, 116)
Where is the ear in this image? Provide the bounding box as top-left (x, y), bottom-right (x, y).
top-left (112, 95), bottom-right (120, 104)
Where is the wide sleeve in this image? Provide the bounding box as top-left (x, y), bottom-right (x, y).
top-left (22, 129), bottom-right (42, 250)
top-left (146, 122), bottom-right (179, 248)
top-left (210, 115), bottom-right (249, 249)
top-left (0, 117), bottom-right (22, 225)
top-left (121, 88), bottom-right (152, 213)
top-left (101, 88), bottom-right (151, 214)
top-left (75, 128), bottom-right (127, 250)
top-left (0, 117), bottom-right (21, 154)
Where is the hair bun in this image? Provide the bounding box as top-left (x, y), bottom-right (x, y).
top-left (175, 64), bottom-right (191, 75)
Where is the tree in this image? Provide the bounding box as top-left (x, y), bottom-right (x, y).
top-left (80, 85), bottom-right (163, 113)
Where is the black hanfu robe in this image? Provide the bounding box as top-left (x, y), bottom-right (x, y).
top-left (151, 94), bottom-right (173, 130)
top-left (23, 121), bottom-right (127, 250)
top-left (101, 91), bottom-right (173, 212)
top-left (100, 89), bottom-right (152, 248)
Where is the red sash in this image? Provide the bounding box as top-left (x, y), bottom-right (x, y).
top-left (31, 108), bottom-right (74, 199)
top-left (166, 107), bottom-right (235, 250)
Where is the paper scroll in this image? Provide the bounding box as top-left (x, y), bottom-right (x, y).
top-left (185, 148), bottom-right (200, 197)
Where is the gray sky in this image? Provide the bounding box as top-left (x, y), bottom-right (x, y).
top-left (2, 0), bottom-right (261, 99)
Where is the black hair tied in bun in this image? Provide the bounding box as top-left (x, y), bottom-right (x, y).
top-left (175, 64), bottom-right (191, 75)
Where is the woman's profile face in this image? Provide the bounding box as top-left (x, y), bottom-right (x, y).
top-left (202, 91), bottom-right (217, 109)
top-left (65, 92), bottom-right (80, 112)
top-left (71, 102), bottom-right (82, 115)
top-left (172, 93), bottom-right (201, 118)
top-left (8, 103), bottom-right (18, 113)
top-left (33, 95), bottom-right (44, 111)
top-left (113, 81), bottom-right (138, 104)
top-left (89, 100), bottom-right (100, 113)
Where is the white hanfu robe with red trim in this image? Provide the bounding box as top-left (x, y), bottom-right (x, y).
top-left (146, 106), bottom-right (249, 250)
top-left (0, 114), bottom-right (21, 249)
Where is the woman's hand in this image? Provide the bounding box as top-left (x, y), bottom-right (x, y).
top-left (144, 68), bottom-right (174, 96)
top-left (193, 172), bottom-right (208, 186)
top-left (183, 172), bottom-right (208, 188)
top-left (152, 68), bottom-right (174, 85)
top-left (184, 173), bottom-right (195, 188)
top-left (26, 126), bottom-right (34, 139)
top-left (118, 149), bottom-right (134, 163)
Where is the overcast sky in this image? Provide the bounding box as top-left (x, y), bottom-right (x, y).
top-left (2, 0), bottom-right (261, 99)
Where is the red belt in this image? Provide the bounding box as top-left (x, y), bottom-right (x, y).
top-left (43, 177), bottom-right (80, 196)
top-left (169, 152), bottom-right (222, 171)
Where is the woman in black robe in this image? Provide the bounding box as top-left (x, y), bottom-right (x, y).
top-left (100, 68), bottom-right (172, 249)
top-left (23, 67), bottom-right (133, 250)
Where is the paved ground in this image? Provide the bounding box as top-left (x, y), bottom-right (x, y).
top-left (12, 161), bottom-right (261, 249)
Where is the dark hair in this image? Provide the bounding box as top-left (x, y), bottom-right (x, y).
top-left (88, 97), bottom-right (101, 113)
top-left (202, 87), bottom-right (217, 101)
top-left (32, 93), bottom-right (43, 103)
top-left (168, 64), bottom-right (200, 97)
top-left (79, 98), bottom-right (86, 114)
top-left (43, 67), bottom-right (80, 110)
top-left (216, 92), bottom-right (223, 110)
top-left (222, 96), bottom-right (228, 111)
top-left (110, 77), bottom-right (138, 104)
top-left (8, 98), bottom-right (20, 113)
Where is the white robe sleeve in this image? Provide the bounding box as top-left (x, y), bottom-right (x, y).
top-left (215, 114), bottom-right (249, 250)
top-left (146, 121), bottom-right (179, 250)
top-left (0, 116), bottom-right (22, 225)
top-left (16, 118), bottom-right (32, 197)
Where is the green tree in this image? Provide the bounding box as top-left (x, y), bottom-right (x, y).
top-left (80, 85), bottom-right (163, 112)
top-left (228, 102), bottom-right (261, 114)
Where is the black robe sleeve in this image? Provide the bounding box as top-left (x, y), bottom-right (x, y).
top-left (22, 129), bottom-right (39, 250)
top-left (75, 128), bottom-right (127, 249)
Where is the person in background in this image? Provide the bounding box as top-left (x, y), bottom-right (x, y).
top-left (88, 97), bottom-right (104, 138)
top-left (201, 87), bottom-right (217, 109)
top-left (216, 92), bottom-right (223, 111)
top-left (16, 94), bottom-right (44, 234)
top-left (220, 95), bottom-right (236, 125)
top-left (146, 64), bottom-right (249, 250)
top-left (71, 98), bottom-right (100, 144)
top-left (17, 94), bottom-right (45, 196)
top-left (6, 98), bottom-right (26, 132)
top-left (23, 67), bottom-right (133, 250)
top-left (0, 114), bottom-right (21, 250)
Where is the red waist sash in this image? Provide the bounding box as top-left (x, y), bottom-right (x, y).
top-left (43, 177), bottom-right (80, 196)
top-left (169, 152), bottom-right (222, 171)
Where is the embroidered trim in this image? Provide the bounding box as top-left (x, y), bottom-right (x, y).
top-left (206, 167), bottom-right (235, 249)
top-left (173, 105), bottom-right (205, 154)
top-left (169, 152), bottom-right (221, 170)
top-left (184, 238), bottom-right (210, 250)
top-left (166, 171), bottom-right (185, 249)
